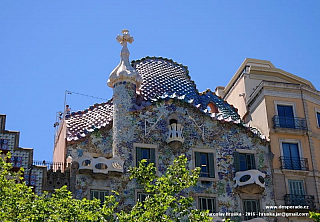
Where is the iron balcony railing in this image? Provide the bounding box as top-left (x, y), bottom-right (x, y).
top-left (273, 115), bottom-right (307, 130)
top-left (279, 156), bottom-right (309, 171)
top-left (33, 160), bottom-right (67, 171)
top-left (284, 194), bottom-right (315, 210)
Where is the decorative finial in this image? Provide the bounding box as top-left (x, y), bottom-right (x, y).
top-left (116, 29), bottom-right (134, 45)
top-left (107, 29), bottom-right (142, 88)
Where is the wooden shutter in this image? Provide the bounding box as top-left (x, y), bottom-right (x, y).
top-left (150, 148), bottom-right (155, 165)
top-left (208, 153), bottom-right (215, 178)
top-left (136, 147), bottom-right (141, 166)
top-left (234, 151), bottom-right (240, 172)
top-left (195, 152), bottom-right (201, 168)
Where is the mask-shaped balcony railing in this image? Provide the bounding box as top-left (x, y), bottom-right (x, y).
top-left (74, 154), bottom-right (124, 174)
top-left (284, 194), bottom-right (315, 210)
top-left (279, 156), bottom-right (309, 171)
top-left (234, 169), bottom-right (265, 194)
top-left (166, 123), bottom-right (184, 143)
top-left (273, 116), bottom-right (306, 130)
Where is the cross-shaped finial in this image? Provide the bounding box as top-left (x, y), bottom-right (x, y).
top-left (116, 29), bottom-right (134, 46)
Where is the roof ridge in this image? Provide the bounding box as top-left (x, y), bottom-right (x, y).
top-left (131, 56), bottom-right (189, 73)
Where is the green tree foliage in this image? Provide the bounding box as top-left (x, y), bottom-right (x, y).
top-left (0, 153), bottom-right (210, 222)
top-left (118, 155), bottom-right (210, 221)
top-left (310, 212), bottom-right (320, 222)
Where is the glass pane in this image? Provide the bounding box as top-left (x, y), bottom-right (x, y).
top-left (247, 154), bottom-right (255, 170)
top-left (141, 148), bottom-right (150, 160)
top-left (282, 143), bottom-right (291, 157)
top-left (317, 112), bottom-right (320, 127)
top-left (200, 153), bottom-right (209, 177)
top-left (239, 154), bottom-right (246, 171)
top-left (284, 106), bottom-right (294, 117)
top-left (243, 200), bottom-right (259, 220)
top-left (289, 143), bottom-right (300, 158)
top-left (207, 199), bottom-right (212, 212)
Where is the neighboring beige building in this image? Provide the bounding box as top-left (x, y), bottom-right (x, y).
top-left (216, 58), bottom-right (320, 221)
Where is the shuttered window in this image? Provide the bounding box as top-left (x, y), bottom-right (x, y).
top-left (243, 200), bottom-right (259, 220)
top-left (199, 197), bottom-right (216, 213)
top-left (289, 180), bottom-right (305, 195)
top-left (234, 152), bottom-right (256, 172)
top-left (137, 193), bottom-right (153, 203)
top-left (90, 190), bottom-right (109, 204)
top-left (195, 152), bottom-right (215, 178)
top-left (136, 147), bottom-right (156, 166)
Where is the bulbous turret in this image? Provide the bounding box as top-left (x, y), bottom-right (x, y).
top-left (107, 29), bottom-right (142, 88)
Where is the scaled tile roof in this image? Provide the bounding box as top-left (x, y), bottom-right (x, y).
top-left (132, 57), bottom-right (240, 121)
top-left (132, 57), bottom-right (201, 105)
top-left (65, 57), bottom-right (245, 141)
top-left (65, 100), bottom-right (113, 141)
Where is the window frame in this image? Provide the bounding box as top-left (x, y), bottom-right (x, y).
top-left (288, 179), bottom-right (305, 196)
top-left (195, 193), bottom-right (217, 213)
top-left (90, 189), bottom-right (110, 205)
top-left (274, 101), bottom-right (297, 118)
top-left (133, 143), bottom-right (158, 168)
top-left (135, 189), bottom-right (154, 203)
top-left (193, 148), bottom-right (217, 182)
top-left (234, 149), bottom-right (257, 172)
top-left (242, 199), bottom-right (260, 220)
top-left (315, 108), bottom-right (320, 128)
top-left (279, 139), bottom-right (303, 159)
top-left (284, 175), bottom-right (307, 194)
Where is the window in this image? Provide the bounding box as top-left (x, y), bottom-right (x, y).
top-left (90, 190), bottom-right (109, 204)
top-left (288, 180), bottom-right (305, 196)
top-left (282, 142), bottom-right (301, 170)
top-left (199, 197), bottom-right (216, 213)
top-left (316, 112), bottom-right (320, 128)
top-left (137, 192), bottom-right (153, 203)
top-left (234, 152), bottom-right (255, 172)
top-left (0, 139), bottom-right (9, 150)
top-left (277, 105), bottom-right (295, 128)
top-left (136, 147), bottom-right (155, 166)
top-left (195, 152), bottom-right (215, 178)
top-left (243, 200), bottom-right (259, 220)
top-left (286, 180), bottom-right (308, 206)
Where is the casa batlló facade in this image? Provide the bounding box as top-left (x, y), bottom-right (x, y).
top-left (53, 30), bottom-right (276, 221)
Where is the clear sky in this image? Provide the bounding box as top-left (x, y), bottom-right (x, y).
top-left (1, 1), bottom-right (320, 162)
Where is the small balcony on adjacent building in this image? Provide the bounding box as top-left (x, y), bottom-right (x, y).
top-left (279, 156), bottom-right (309, 171)
top-left (272, 115), bottom-right (307, 131)
top-left (284, 194), bottom-right (316, 211)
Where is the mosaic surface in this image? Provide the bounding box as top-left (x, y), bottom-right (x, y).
top-left (67, 99), bottom-right (275, 219)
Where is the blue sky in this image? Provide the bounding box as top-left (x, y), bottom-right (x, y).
top-left (1, 1), bottom-right (320, 161)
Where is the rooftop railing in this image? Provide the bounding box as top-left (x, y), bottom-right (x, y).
top-left (33, 160), bottom-right (67, 171)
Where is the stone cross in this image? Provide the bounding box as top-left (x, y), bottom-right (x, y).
top-left (116, 29), bottom-right (134, 46)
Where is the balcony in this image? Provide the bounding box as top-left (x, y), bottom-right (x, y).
top-left (33, 160), bottom-right (67, 171)
top-left (166, 123), bottom-right (184, 150)
top-left (273, 115), bottom-right (306, 130)
top-left (279, 156), bottom-right (309, 171)
top-left (167, 123), bottom-right (184, 143)
top-left (74, 154), bottom-right (124, 175)
top-left (284, 194), bottom-right (315, 211)
top-left (233, 169), bottom-right (265, 194)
